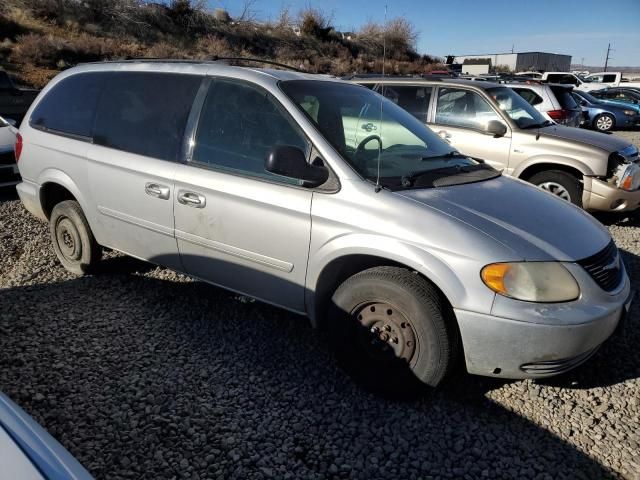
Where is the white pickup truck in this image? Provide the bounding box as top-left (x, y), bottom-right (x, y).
top-left (541, 71), bottom-right (640, 91)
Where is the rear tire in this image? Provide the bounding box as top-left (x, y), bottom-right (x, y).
top-left (529, 170), bottom-right (583, 207)
top-left (49, 200), bottom-right (101, 275)
top-left (327, 266), bottom-right (459, 397)
top-left (593, 113), bottom-right (615, 132)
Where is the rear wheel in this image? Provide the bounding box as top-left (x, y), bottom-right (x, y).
top-left (529, 170), bottom-right (583, 207)
top-left (327, 266), bottom-right (459, 397)
top-left (50, 200), bottom-right (101, 275)
top-left (593, 113), bottom-right (615, 132)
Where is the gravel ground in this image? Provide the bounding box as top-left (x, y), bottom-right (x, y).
top-left (1, 131), bottom-right (640, 480)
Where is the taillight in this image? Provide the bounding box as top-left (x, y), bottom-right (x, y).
top-left (14, 132), bottom-right (22, 162)
top-left (547, 109), bottom-right (570, 122)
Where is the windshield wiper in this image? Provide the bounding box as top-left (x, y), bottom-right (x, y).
top-left (420, 151), bottom-right (467, 161)
top-left (521, 120), bottom-right (554, 129)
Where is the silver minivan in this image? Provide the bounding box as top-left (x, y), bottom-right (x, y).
top-left (15, 61), bottom-right (632, 395)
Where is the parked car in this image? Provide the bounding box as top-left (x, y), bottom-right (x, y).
top-left (353, 76), bottom-right (640, 211)
top-left (571, 90), bottom-right (640, 132)
top-left (0, 69), bottom-right (40, 126)
top-left (16, 61), bottom-right (633, 394)
top-left (506, 82), bottom-right (582, 127)
top-left (590, 87), bottom-right (640, 107)
top-left (541, 71), bottom-right (640, 91)
top-left (0, 115), bottom-right (20, 187)
top-left (0, 392), bottom-right (93, 479)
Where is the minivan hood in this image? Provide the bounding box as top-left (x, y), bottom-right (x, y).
top-left (536, 124), bottom-right (629, 152)
top-left (396, 176), bottom-right (610, 262)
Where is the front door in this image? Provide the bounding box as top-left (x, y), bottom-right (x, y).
top-left (173, 78), bottom-right (313, 312)
top-left (428, 86), bottom-right (511, 171)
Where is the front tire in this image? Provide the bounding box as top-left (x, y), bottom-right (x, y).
top-left (49, 200), bottom-right (101, 275)
top-left (327, 266), bottom-right (459, 396)
top-left (593, 113), bottom-right (615, 132)
top-left (529, 170), bottom-right (583, 207)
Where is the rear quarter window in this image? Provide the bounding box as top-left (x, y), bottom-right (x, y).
top-left (30, 72), bottom-right (105, 138)
top-left (550, 86), bottom-right (579, 110)
top-left (93, 72), bottom-right (202, 161)
top-left (513, 88), bottom-right (543, 106)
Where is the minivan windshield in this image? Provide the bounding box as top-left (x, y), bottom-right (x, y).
top-left (280, 80), bottom-right (500, 189)
top-left (487, 87), bottom-right (550, 129)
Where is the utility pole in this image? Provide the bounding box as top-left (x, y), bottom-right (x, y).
top-left (604, 43), bottom-right (613, 72)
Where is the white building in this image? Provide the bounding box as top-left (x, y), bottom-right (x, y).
top-left (452, 52), bottom-right (572, 73)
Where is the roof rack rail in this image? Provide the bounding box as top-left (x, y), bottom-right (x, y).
top-left (343, 73), bottom-right (441, 81)
top-left (209, 56), bottom-right (306, 72)
top-left (83, 56), bottom-right (306, 73)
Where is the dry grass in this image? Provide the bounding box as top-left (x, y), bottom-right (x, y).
top-left (0, 0), bottom-right (441, 87)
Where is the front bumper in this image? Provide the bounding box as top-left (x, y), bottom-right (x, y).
top-left (583, 176), bottom-right (640, 212)
top-left (455, 263), bottom-right (632, 379)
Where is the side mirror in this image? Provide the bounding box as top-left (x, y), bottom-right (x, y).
top-left (486, 120), bottom-right (508, 137)
top-left (265, 145), bottom-right (329, 188)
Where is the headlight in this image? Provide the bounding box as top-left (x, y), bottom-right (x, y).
top-left (623, 109), bottom-right (636, 116)
top-left (481, 262), bottom-right (580, 302)
top-left (614, 162), bottom-right (640, 191)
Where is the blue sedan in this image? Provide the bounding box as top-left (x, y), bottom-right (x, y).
top-left (572, 90), bottom-right (640, 132)
top-left (0, 393), bottom-right (93, 479)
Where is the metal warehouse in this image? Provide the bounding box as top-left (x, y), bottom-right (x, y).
top-left (452, 52), bottom-right (572, 72)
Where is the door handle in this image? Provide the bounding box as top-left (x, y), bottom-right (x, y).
top-left (145, 182), bottom-right (170, 200)
top-left (178, 190), bottom-right (206, 208)
top-left (361, 122), bottom-right (378, 132)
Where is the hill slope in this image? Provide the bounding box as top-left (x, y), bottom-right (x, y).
top-left (0, 0), bottom-right (442, 88)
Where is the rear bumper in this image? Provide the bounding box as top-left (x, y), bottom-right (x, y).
top-left (16, 179), bottom-right (46, 220)
top-left (583, 177), bottom-right (640, 212)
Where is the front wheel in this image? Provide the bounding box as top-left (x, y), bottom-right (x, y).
top-left (593, 113), bottom-right (615, 132)
top-left (50, 200), bottom-right (102, 275)
top-left (529, 170), bottom-right (583, 207)
top-left (327, 266), bottom-right (460, 396)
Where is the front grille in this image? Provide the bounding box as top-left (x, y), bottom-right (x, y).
top-left (577, 241), bottom-right (624, 292)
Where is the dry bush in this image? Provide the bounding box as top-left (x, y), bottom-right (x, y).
top-left (299, 7), bottom-right (333, 39)
top-left (145, 41), bottom-right (186, 59)
top-left (195, 35), bottom-right (235, 58)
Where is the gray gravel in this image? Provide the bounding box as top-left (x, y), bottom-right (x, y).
top-left (2, 144), bottom-right (640, 479)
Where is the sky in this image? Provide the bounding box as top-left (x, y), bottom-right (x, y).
top-left (207, 0), bottom-right (640, 67)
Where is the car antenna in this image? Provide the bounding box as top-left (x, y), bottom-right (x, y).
top-left (374, 4), bottom-right (388, 193)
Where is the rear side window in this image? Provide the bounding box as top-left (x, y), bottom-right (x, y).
top-left (550, 86), bottom-right (579, 110)
top-left (93, 72), bottom-right (202, 161)
top-left (513, 88), bottom-right (543, 106)
top-left (30, 73), bottom-right (104, 138)
top-left (378, 85), bottom-right (432, 123)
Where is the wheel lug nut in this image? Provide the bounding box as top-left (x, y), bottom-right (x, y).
top-left (392, 337), bottom-right (398, 344)
top-left (384, 325), bottom-right (392, 332)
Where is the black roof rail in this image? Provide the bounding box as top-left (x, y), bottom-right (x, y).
top-left (82, 56), bottom-right (307, 73)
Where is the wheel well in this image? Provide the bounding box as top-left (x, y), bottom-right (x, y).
top-left (519, 163), bottom-right (584, 182)
top-left (313, 254), bottom-right (451, 330)
top-left (40, 182), bottom-right (76, 219)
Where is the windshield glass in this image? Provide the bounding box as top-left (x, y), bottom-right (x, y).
top-left (280, 80), bottom-right (488, 187)
top-left (487, 87), bottom-right (549, 128)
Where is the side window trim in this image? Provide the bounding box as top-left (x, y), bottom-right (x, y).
top-left (182, 76), bottom-right (212, 163)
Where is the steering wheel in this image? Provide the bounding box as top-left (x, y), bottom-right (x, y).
top-left (353, 135), bottom-right (383, 172)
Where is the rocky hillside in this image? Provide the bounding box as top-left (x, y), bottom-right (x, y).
top-left (0, 0), bottom-right (443, 88)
